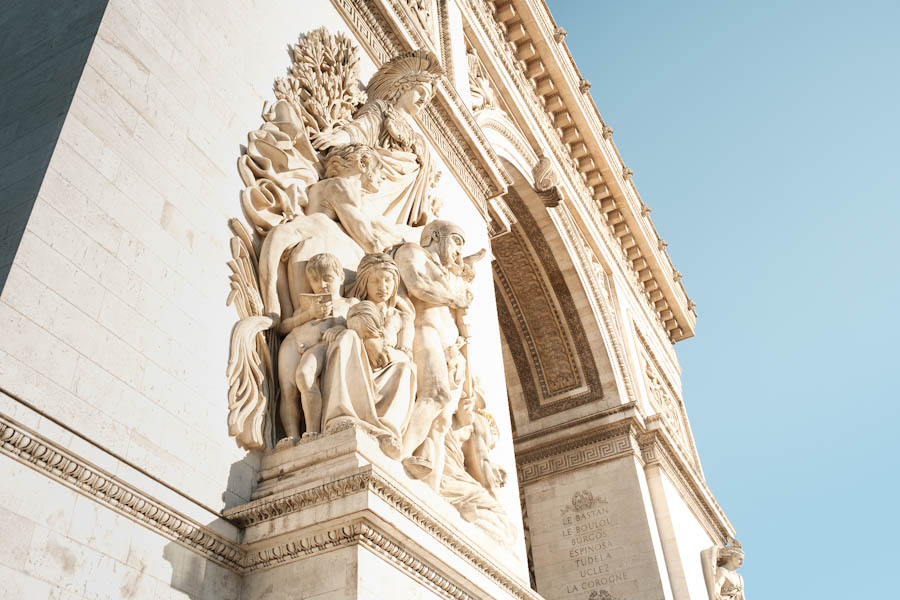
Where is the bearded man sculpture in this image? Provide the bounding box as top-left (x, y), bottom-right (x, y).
top-left (394, 220), bottom-right (484, 490)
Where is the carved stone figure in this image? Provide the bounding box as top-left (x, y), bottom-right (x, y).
top-left (701, 540), bottom-right (746, 600)
top-left (225, 30), bottom-right (445, 451)
top-left (320, 254), bottom-right (416, 457)
top-left (277, 253), bottom-right (357, 445)
top-left (440, 379), bottom-right (516, 543)
top-left (310, 49), bottom-right (444, 230)
top-left (394, 220), bottom-right (484, 489)
top-left (467, 50), bottom-right (497, 112)
top-left (405, 0), bottom-right (433, 33)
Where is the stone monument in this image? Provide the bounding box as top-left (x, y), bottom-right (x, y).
top-left (0, 0), bottom-right (743, 598)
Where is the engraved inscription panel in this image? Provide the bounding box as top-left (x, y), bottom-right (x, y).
top-left (559, 491), bottom-right (628, 598)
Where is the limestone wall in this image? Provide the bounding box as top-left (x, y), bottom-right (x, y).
top-left (0, 0), bottom-right (108, 292)
top-left (0, 0), bottom-right (524, 596)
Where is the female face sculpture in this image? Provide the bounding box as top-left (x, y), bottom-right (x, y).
top-left (349, 253), bottom-right (401, 307)
top-left (396, 82), bottom-right (432, 117)
top-left (366, 266), bottom-right (396, 305)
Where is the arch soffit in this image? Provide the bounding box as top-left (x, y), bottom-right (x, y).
top-left (490, 157), bottom-right (619, 426)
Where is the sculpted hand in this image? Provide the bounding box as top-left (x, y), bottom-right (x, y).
top-left (314, 300), bottom-right (333, 319)
top-left (373, 348), bottom-right (391, 369)
top-left (458, 287), bottom-right (474, 309)
top-left (310, 130), bottom-right (339, 151)
top-left (492, 465), bottom-right (507, 488)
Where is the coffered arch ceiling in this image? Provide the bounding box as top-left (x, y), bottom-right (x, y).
top-left (490, 158), bottom-right (621, 433)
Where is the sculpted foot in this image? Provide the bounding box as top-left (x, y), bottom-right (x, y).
top-left (403, 455), bottom-right (433, 479)
top-left (275, 436), bottom-right (298, 450)
top-left (378, 434), bottom-right (403, 460)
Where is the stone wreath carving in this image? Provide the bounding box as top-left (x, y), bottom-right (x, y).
top-left (225, 28), bottom-right (514, 543)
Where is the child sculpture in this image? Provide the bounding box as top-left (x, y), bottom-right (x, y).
top-left (277, 253), bottom-right (356, 446)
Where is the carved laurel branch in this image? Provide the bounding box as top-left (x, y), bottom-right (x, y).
top-left (225, 220), bottom-right (274, 451)
top-left (0, 413), bottom-right (245, 571)
top-left (274, 27), bottom-right (366, 135)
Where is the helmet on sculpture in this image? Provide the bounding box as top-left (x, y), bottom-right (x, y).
top-left (420, 219), bottom-right (465, 246)
top-left (366, 49), bottom-right (444, 105)
top-left (717, 539), bottom-right (744, 567)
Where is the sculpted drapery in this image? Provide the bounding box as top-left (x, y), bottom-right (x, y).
top-left (224, 28), bottom-right (515, 545)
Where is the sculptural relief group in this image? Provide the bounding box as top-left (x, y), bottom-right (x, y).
top-left (225, 28), bottom-right (514, 542)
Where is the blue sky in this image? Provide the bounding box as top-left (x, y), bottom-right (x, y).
top-left (548, 1), bottom-right (900, 596)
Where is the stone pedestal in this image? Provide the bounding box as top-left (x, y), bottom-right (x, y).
top-left (225, 425), bottom-right (538, 600)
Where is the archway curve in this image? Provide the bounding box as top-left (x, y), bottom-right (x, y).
top-left (489, 156), bottom-right (624, 434)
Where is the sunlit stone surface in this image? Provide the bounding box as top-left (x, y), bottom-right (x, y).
top-left (0, 1), bottom-right (740, 598)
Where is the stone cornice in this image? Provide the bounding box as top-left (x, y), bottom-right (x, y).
top-left (1, 410), bottom-right (538, 596)
top-left (512, 401), bottom-right (638, 445)
top-left (228, 465), bottom-right (541, 598)
top-left (512, 414), bottom-right (733, 544)
top-left (516, 420), bottom-right (641, 484)
top-left (460, 0), bottom-right (676, 348)
top-left (464, 0), bottom-right (696, 342)
top-left (639, 429), bottom-right (735, 544)
top-left (514, 0), bottom-right (696, 340)
top-left (244, 518), bottom-right (541, 599)
top-left (0, 412), bottom-right (244, 571)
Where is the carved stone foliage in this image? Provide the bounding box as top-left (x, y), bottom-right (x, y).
top-left (643, 358), bottom-right (691, 450)
top-left (402, 0), bottom-right (434, 38)
top-left (492, 189), bottom-right (603, 421)
top-left (467, 48), bottom-right (499, 112)
top-left (701, 540), bottom-right (746, 600)
top-left (224, 28), bottom-right (514, 543)
top-left (531, 153), bottom-right (562, 207)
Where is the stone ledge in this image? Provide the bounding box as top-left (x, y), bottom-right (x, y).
top-left (229, 425), bottom-right (536, 595)
top-left (1, 410), bottom-right (540, 597)
top-left (0, 410), bottom-right (244, 572)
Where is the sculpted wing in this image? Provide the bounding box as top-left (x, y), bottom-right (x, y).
top-left (226, 219), bottom-right (276, 450)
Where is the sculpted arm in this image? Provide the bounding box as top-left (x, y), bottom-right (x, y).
top-left (321, 179), bottom-right (400, 253)
top-left (312, 104), bottom-right (382, 150)
top-left (278, 303), bottom-right (323, 335)
top-left (395, 297), bottom-right (416, 354)
top-left (462, 416), bottom-right (504, 498)
top-left (397, 247), bottom-right (472, 308)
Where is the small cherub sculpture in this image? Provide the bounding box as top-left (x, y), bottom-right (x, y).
top-left (277, 253), bottom-right (356, 446)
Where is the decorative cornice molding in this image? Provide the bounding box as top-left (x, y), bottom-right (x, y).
top-left (0, 412), bottom-right (244, 571)
top-left (516, 421), bottom-right (639, 484)
top-left (0, 411), bottom-right (540, 597)
top-left (512, 401), bottom-right (637, 445)
top-left (639, 430), bottom-right (734, 544)
top-left (232, 466), bottom-right (542, 597)
top-left (461, 0), bottom-right (683, 346)
top-left (466, 0), bottom-right (695, 342)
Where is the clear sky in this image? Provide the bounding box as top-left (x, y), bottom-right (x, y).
top-left (547, 1), bottom-right (900, 597)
